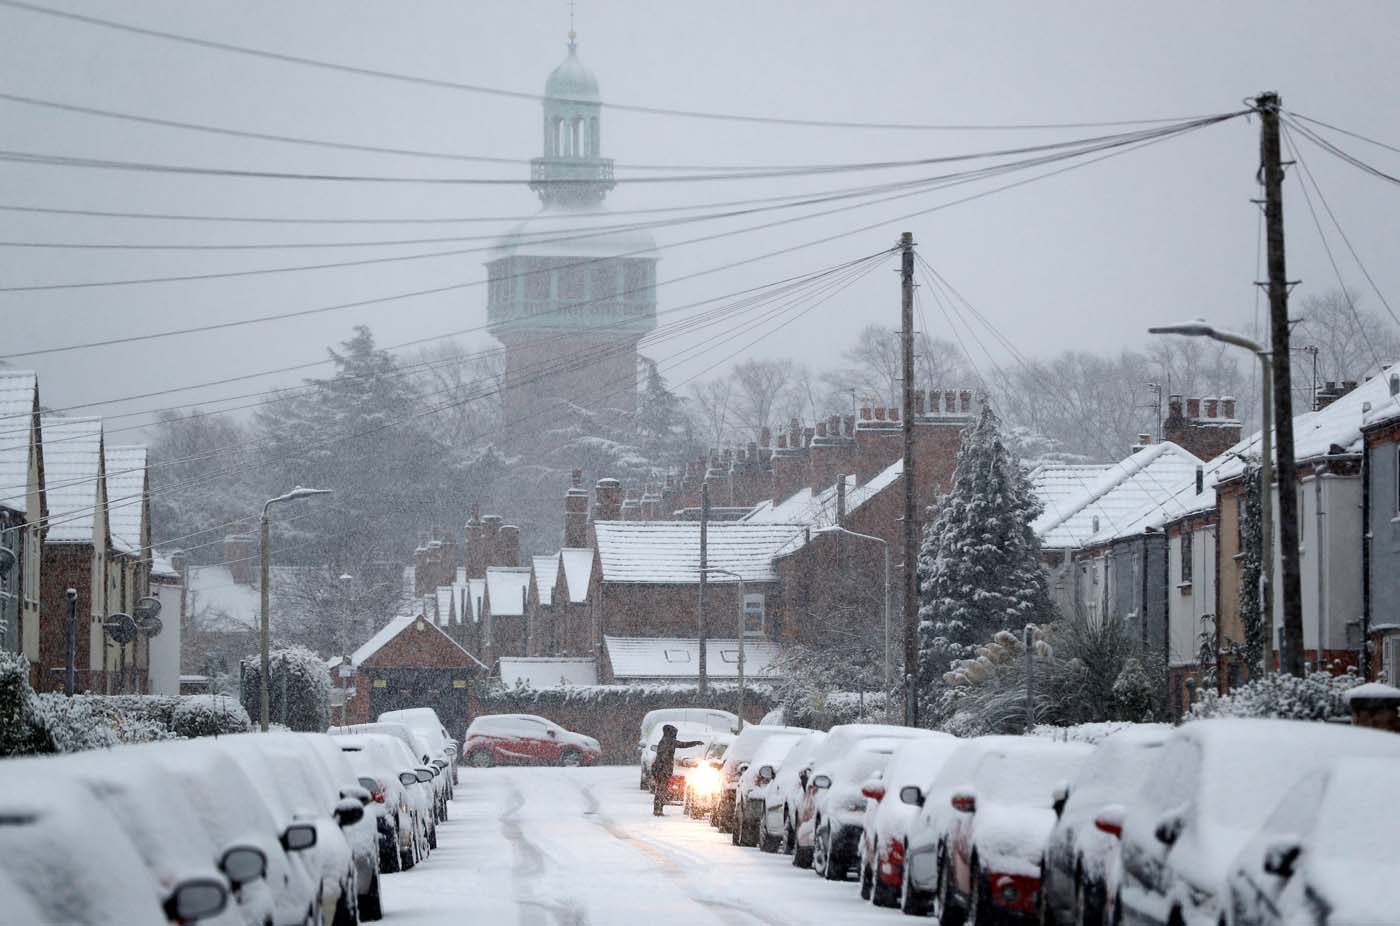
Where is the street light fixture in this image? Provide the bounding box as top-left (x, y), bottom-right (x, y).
top-left (259, 486), bottom-right (332, 732)
top-left (1148, 319), bottom-right (1273, 677)
top-left (814, 525), bottom-right (891, 721)
top-left (702, 567), bottom-right (747, 732)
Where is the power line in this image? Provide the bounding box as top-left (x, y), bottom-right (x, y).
top-left (1282, 118), bottom-right (1400, 188)
top-left (1286, 111), bottom-right (1400, 158)
top-left (0, 0), bottom-right (1221, 133)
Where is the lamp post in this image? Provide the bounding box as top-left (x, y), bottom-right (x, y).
top-left (817, 525), bottom-right (891, 720)
top-left (703, 567), bottom-right (746, 732)
top-left (259, 486), bottom-right (332, 732)
top-left (1148, 320), bottom-right (1273, 678)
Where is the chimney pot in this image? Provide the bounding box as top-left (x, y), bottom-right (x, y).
top-left (913, 391), bottom-right (926, 416)
top-left (1221, 397), bottom-right (1237, 419)
top-left (959, 390), bottom-right (972, 413)
top-left (874, 407), bottom-right (886, 421)
top-left (759, 427), bottom-right (772, 448)
top-left (777, 434), bottom-right (788, 449)
top-left (816, 421), bottom-right (828, 438)
top-left (1186, 398), bottom-right (1201, 419)
top-left (889, 407), bottom-right (901, 422)
top-left (860, 406), bottom-right (872, 421)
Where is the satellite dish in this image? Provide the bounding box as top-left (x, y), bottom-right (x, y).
top-left (133, 596), bottom-right (162, 621)
top-left (103, 613), bottom-right (138, 645)
top-left (135, 614), bottom-right (163, 638)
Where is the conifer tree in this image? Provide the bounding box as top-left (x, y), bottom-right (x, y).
top-left (916, 403), bottom-right (1051, 698)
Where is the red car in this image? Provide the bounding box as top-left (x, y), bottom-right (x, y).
top-left (461, 714), bottom-right (602, 767)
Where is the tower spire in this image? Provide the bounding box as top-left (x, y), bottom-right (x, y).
top-left (568, 0), bottom-right (576, 49)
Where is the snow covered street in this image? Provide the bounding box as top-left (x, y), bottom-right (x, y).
top-left (382, 766), bottom-right (896, 925)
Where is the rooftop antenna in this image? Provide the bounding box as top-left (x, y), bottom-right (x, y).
top-left (568, 0), bottom-right (577, 48)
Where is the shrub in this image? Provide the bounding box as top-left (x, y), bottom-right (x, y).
top-left (1187, 670), bottom-right (1361, 722)
top-left (171, 695), bottom-right (252, 738)
top-left (240, 645), bottom-right (330, 732)
top-left (0, 651), bottom-right (47, 757)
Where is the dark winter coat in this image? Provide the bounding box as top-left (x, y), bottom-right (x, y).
top-left (651, 731), bottom-right (703, 780)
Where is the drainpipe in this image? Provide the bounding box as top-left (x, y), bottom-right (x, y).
top-left (1360, 442), bottom-right (1372, 680)
top-left (1314, 465), bottom-right (1327, 673)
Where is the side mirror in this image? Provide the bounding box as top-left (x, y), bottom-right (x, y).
top-left (547, 728), bottom-right (557, 738)
top-left (1094, 804), bottom-right (1125, 839)
top-left (757, 765), bottom-right (775, 781)
top-left (899, 785), bottom-right (924, 807)
top-left (163, 878), bottom-right (228, 923)
top-left (415, 768), bottom-right (434, 783)
top-left (341, 786), bottom-right (372, 807)
top-left (334, 797), bottom-right (365, 828)
top-left (811, 774), bottom-right (832, 790)
top-left (399, 771), bottom-right (419, 787)
top-left (1154, 813), bottom-right (1184, 847)
top-left (218, 844), bottom-right (267, 887)
top-left (951, 788), bottom-right (977, 813)
top-left (280, 822), bottom-right (318, 853)
top-left (1262, 840), bottom-right (1302, 879)
top-left (1052, 780), bottom-right (1071, 818)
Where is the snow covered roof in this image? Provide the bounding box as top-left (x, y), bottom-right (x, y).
top-left (1030, 462), bottom-right (1115, 527)
top-left (0, 370), bottom-right (37, 515)
top-left (560, 547), bottom-right (594, 602)
top-left (39, 416), bottom-right (103, 544)
top-left (594, 521), bottom-right (802, 584)
top-left (434, 586), bottom-right (456, 626)
top-left (499, 656), bottom-right (598, 688)
top-left (467, 578), bottom-right (486, 622)
top-left (103, 445), bottom-right (146, 556)
top-left (149, 550), bottom-right (178, 580)
top-left (486, 566), bottom-right (532, 616)
top-left (532, 554), bottom-right (558, 607)
top-left (745, 459), bottom-right (903, 529)
top-left (1032, 441), bottom-right (1203, 549)
top-left (604, 635), bottom-right (783, 680)
top-left (184, 564), bottom-right (314, 632)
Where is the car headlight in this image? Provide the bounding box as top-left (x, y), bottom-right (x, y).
top-left (690, 766), bottom-right (722, 797)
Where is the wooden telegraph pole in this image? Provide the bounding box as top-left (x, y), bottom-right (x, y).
top-left (1255, 92), bottom-right (1305, 677)
top-left (899, 232), bottom-right (919, 724)
top-left (698, 480), bottom-right (709, 694)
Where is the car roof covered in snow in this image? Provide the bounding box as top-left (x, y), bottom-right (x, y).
top-left (594, 520), bottom-right (803, 584)
top-left (1060, 724), bottom-right (1170, 814)
top-left (874, 733), bottom-right (962, 789)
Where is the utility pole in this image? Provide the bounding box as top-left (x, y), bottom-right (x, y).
top-left (899, 231), bottom-right (919, 725)
top-left (698, 480), bottom-right (709, 695)
top-left (1256, 92), bottom-right (1305, 677)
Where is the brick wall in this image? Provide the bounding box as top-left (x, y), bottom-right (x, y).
top-left (597, 581), bottom-right (783, 640)
top-left (37, 544), bottom-right (100, 692)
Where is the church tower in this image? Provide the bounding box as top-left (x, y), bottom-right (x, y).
top-left (485, 32), bottom-right (659, 448)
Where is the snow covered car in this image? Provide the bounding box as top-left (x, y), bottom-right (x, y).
top-left (335, 732), bottom-right (427, 872)
top-left (681, 734), bottom-right (733, 819)
top-left (791, 723), bottom-right (929, 873)
top-left (643, 720), bottom-right (714, 805)
top-left (1040, 725), bottom-right (1168, 926)
top-left (298, 733), bottom-right (386, 921)
top-left (378, 707), bottom-right (459, 786)
top-left (733, 730), bottom-right (805, 847)
top-left (214, 733), bottom-right (362, 926)
top-left (1221, 756), bottom-right (1400, 926)
top-left (462, 713), bottom-right (601, 767)
top-left (901, 735), bottom-right (1092, 923)
top-left (331, 721), bottom-right (450, 822)
top-left (712, 723), bottom-right (812, 834)
top-left (1117, 719), bottom-right (1400, 926)
top-left (146, 738), bottom-right (325, 926)
top-left (761, 730), bottom-right (827, 854)
top-left (637, 708), bottom-right (737, 789)
top-left (0, 772), bottom-right (229, 926)
top-left (5, 750), bottom-right (259, 926)
top-left (855, 733), bottom-right (960, 907)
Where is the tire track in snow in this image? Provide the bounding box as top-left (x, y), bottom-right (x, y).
top-left (573, 779), bottom-right (790, 926)
top-left (501, 778), bottom-right (590, 926)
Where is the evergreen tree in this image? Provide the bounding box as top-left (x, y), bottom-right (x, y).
top-left (916, 403), bottom-right (1051, 702)
top-left (1237, 458), bottom-right (1266, 673)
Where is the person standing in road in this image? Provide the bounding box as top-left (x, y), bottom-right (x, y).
top-left (651, 724), bottom-right (703, 816)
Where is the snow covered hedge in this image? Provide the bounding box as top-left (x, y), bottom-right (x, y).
top-left (1187, 669), bottom-right (1362, 722)
top-left (239, 645), bottom-right (330, 732)
top-left (171, 695), bottom-right (252, 738)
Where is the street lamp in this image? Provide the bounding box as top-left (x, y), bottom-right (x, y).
top-left (702, 567), bottom-right (746, 732)
top-left (259, 486), bottom-right (332, 731)
top-left (1148, 319), bottom-right (1273, 677)
top-left (814, 525), bottom-right (891, 721)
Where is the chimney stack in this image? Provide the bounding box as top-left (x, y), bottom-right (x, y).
top-left (497, 525), bottom-right (521, 567)
top-left (593, 478), bottom-right (623, 522)
top-left (481, 515), bottom-right (502, 569)
top-left (224, 534), bottom-right (256, 585)
top-left (1163, 394), bottom-right (1243, 461)
top-left (564, 470), bottom-right (589, 547)
top-left (465, 505), bottom-right (487, 578)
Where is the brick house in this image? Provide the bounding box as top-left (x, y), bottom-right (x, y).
top-left (482, 565), bottom-right (532, 664)
top-left (0, 371), bottom-right (46, 665)
top-left (37, 416), bottom-right (110, 693)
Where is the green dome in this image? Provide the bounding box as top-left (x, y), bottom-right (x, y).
top-left (545, 42), bottom-right (600, 104)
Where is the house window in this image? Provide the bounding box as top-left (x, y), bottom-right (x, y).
top-left (743, 593), bottom-right (765, 637)
top-left (1181, 531), bottom-right (1194, 584)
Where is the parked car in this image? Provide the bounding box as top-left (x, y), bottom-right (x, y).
top-left (331, 722), bottom-right (450, 823)
top-left (462, 713), bottom-right (601, 767)
top-left (761, 730), bottom-right (827, 854)
top-left (145, 739), bottom-right (324, 926)
top-left (1222, 756), bottom-right (1400, 926)
top-left (1117, 719), bottom-right (1400, 926)
top-left (296, 733), bottom-right (385, 922)
top-left (0, 772), bottom-right (229, 926)
top-left (791, 724), bottom-right (929, 871)
top-left (378, 707), bottom-right (459, 786)
top-left (857, 733), bottom-right (961, 907)
top-left (644, 720), bottom-right (714, 805)
top-left (1041, 725), bottom-right (1169, 926)
top-left (902, 735), bottom-right (1093, 923)
top-left (681, 734), bottom-right (733, 819)
top-left (712, 724), bottom-right (812, 834)
top-left (805, 738), bottom-right (910, 881)
top-left (733, 731), bottom-right (805, 847)
top-left (334, 732), bottom-right (426, 872)
top-left (638, 708), bottom-right (738, 789)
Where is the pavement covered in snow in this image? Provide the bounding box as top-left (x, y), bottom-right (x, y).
top-left (383, 765), bottom-right (895, 925)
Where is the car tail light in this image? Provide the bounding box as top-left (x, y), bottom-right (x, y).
top-left (372, 790), bottom-right (385, 804)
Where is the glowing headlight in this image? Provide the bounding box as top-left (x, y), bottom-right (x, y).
top-left (690, 766), bottom-right (722, 797)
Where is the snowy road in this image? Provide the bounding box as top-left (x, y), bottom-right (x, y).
top-left (381, 766), bottom-right (899, 925)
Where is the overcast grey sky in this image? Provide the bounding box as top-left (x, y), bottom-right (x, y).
top-left (2, 0), bottom-right (1397, 434)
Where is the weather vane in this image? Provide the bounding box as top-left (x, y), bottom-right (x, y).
top-left (568, 0), bottom-right (577, 45)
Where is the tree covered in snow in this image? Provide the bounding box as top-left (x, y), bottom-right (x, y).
top-left (1188, 669), bottom-right (1361, 722)
top-left (239, 645), bottom-right (330, 732)
top-left (0, 651), bottom-right (47, 756)
top-left (916, 403), bottom-right (1052, 703)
